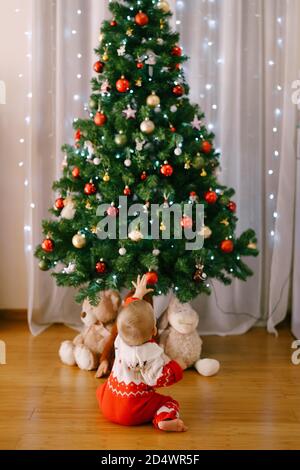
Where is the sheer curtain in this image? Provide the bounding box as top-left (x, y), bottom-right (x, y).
top-left (21, 0), bottom-right (299, 336)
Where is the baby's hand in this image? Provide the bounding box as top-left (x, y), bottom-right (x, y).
top-left (95, 360), bottom-right (109, 378)
top-left (132, 274), bottom-right (154, 300)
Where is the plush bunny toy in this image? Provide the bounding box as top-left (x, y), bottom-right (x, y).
top-left (158, 297), bottom-right (220, 377)
top-left (59, 290), bottom-right (121, 371)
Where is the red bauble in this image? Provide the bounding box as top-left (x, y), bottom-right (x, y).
top-left (175, 63), bottom-right (181, 70)
top-left (141, 171), bottom-right (148, 181)
top-left (116, 77), bottom-right (130, 93)
top-left (146, 271), bottom-right (159, 285)
top-left (161, 163), bottom-right (174, 177)
top-left (171, 45), bottom-right (182, 57)
top-left (75, 129), bottom-right (81, 141)
top-left (173, 85), bottom-right (184, 96)
top-left (135, 11), bottom-right (149, 26)
top-left (42, 238), bottom-right (54, 253)
top-left (55, 198), bottom-right (65, 210)
top-left (202, 141), bottom-right (212, 154)
top-left (181, 216), bottom-right (193, 229)
top-left (228, 201), bottom-right (237, 213)
top-left (107, 205), bottom-right (119, 217)
top-left (72, 167), bottom-right (80, 179)
top-left (220, 240), bottom-right (234, 254)
top-left (124, 186), bottom-right (132, 196)
top-left (96, 260), bottom-right (107, 274)
top-left (110, 20), bottom-right (117, 27)
top-left (170, 126), bottom-right (176, 133)
top-left (84, 182), bottom-right (97, 195)
top-left (136, 61), bottom-right (144, 69)
top-left (204, 191), bottom-right (218, 204)
top-left (93, 61), bottom-right (104, 73)
top-left (94, 112), bottom-right (107, 126)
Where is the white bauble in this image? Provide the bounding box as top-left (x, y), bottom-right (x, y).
top-left (174, 147), bottom-right (182, 156)
top-left (199, 226), bottom-right (212, 239)
top-left (129, 230), bottom-right (143, 242)
top-left (140, 118), bottom-right (155, 135)
top-left (152, 249), bottom-right (160, 257)
top-left (119, 247), bottom-right (127, 256)
top-left (93, 158), bottom-right (101, 166)
top-left (124, 159), bottom-right (132, 167)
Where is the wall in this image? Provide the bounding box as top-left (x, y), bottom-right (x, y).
top-left (0, 1), bottom-right (30, 309)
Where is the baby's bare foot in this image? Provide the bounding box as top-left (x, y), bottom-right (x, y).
top-left (158, 419), bottom-right (188, 432)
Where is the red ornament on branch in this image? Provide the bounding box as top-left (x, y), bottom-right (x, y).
top-left (42, 238), bottom-right (55, 253)
top-left (181, 216), bottom-right (193, 229)
top-left (110, 20), bottom-right (117, 27)
top-left (93, 61), bottom-right (104, 73)
top-left (141, 171), bottom-right (148, 181)
top-left (124, 186), bottom-right (132, 196)
top-left (135, 11), bottom-right (149, 26)
top-left (146, 271), bottom-right (159, 285)
top-left (202, 141), bottom-right (212, 154)
top-left (205, 191), bottom-right (218, 204)
top-left (220, 240), bottom-right (234, 254)
top-left (72, 167), bottom-right (80, 179)
top-left (228, 201), bottom-right (237, 213)
top-left (116, 76), bottom-right (130, 93)
top-left (136, 61), bottom-right (144, 69)
top-left (96, 260), bottom-right (107, 274)
top-left (94, 112), bottom-right (107, 127)
top-left (107, 205), bottom-right (119, 217)
top-left (84, 182), bottom-right (97, 195)
top-left (75, 129), bottom-right (81, 142)
top-left (55, 198), bottom-right (65, 210)
top-left (171, 45), bottom-right (182, 57)
top-left (173, 85), bottom-right (184, 96)
top-left (161, 163), bottom-right (174, 177)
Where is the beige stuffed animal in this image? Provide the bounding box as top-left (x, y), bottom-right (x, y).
top-left (158, 297), bottom-right (220, 377)
top-left (59, 290), bottom-right (121, 371)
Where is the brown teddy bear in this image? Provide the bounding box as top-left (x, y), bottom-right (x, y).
top-left (59, 290), bottom-right (121, 371)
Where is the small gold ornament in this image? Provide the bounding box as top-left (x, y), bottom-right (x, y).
top-left (147, 92), bottom-right (160, 108)
top-left (135, 78), bottom-right (142, 87)
top-left (72, 233), bottom-right (87, 249)
top-left (160, 19), bottom-right (165, 30)
top-left (220, 219), bottom-right (230, 227)
top-left (126, 28), bottom-right (134, 37)
top-left (115, 132), bottom-right (128, 146)
top-left (102, 50), bottom-right (109, 62)
top-left (103, 172), bottom-right (110, 182)
top-left (157, 1), bottom-right (171, 13)
top-left (193, 263), bottom-right (208, 283)
top-left (160, 222), bottom-right (167, 232)
top-left (248, 242), bottom-right (257, 250)
top-left (91, 226), bottom-right (98, 234)
top-left (198, 226), bottom-right (212, 239)
top-left (184, 160), bottom-right (191, 170)
top-left (140, 118), bottom-right (155, 134)
top-left (201, 169), bottom-right (207, 177)
top-left (85, 201), bottom-right (93, 210)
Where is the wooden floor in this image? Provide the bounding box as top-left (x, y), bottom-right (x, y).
top-left (0, 319), bottom-right (299, 450)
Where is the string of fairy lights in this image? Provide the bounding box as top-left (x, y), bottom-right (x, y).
top-left (17, 0), bottom-right (286, 265)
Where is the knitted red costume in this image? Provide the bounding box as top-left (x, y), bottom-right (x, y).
top-left (97, 335), bottom-right (183, 428)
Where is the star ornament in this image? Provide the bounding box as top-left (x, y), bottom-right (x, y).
top-left (126, 28), bottom-right (134, 37)
top-left (191, 115), bottom-right (202, 131)
top-left (220, 219), bottom-right (230, 227)
top-left (123, 105), bottom-right (137, 120)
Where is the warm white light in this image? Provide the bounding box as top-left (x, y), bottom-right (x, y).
top-left (212, 104), bottom-right (218, 110)
top-left (77, 53), bottom-right (82, 58)
top-left (273, 127), bottom-right (278, 133)
top-left (274, 150), bottom-right (279, 157)
top-left (273, 212), bottom-right (278, 219)
top-left (30, 203), bottom-right (35, 209)
top-left (269, 194), bottom-right (275, 200)
top-left (77, 74), bottom-right (82, 79)
top-left (268, 170), bottom-right (274, 175)
top-left (206, 84), bottom-right (212, 90)
top-left (77, 9), bottom-right (82, 15)
top-left (72, 30), bottom-right (77, 35)
top-left (19, 138), bottom-right (25, 143)
top-left (73, 94), bottom-right (80, 101)
top-left (19, 161), bottom-right (24, 167)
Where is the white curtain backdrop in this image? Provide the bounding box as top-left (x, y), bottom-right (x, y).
top-left (17, 0), bottom-right (299, 336)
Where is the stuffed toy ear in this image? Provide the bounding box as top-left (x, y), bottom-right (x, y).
top-left (157, 308), bottom-right (169, 332)
top-left (107, 290), bottom-right (121, 311)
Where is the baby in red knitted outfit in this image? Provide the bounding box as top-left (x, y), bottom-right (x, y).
top-left (97, 275), bottom-right (187, 432)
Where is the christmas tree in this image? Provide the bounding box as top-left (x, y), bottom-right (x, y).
top-left (35, 0), bottom-right (258, 305)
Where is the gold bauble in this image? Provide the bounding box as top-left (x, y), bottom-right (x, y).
top-left (147, 92), bottom-right (160, 108)
top-left (72, 233), bottom-right (87, 249)
top-left (198, 226), bottom-right (212, 239)
top-left (193, 155), bottom-right (205, 169)
top-left (115, 133), bottom-right (127, 146)
top-left (157, 1), bottom-right (171, 13)
top-left (200, 169), bottom-right (207, 177)
top-left (140, 118), bottom-right (155, 135)
top-left (103, 172), bottom-right (110, 182)
top-left (102, 51), bottom-right (109, 62)
top-left (248, 242), bottom-right (257, 250)
top-left (135, 78), bottom-right (142, 87)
